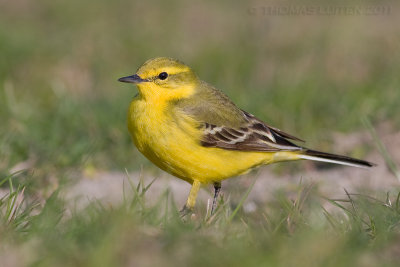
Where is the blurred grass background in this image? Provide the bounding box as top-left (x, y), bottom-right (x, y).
top-left (1, 0), bottom-right (400, 266)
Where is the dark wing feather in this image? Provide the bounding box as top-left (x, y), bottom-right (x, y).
top-left (201, 111), bottom-right (304, 152)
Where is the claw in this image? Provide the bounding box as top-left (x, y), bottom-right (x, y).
top-left (180, 205), bottom-right (194, 219)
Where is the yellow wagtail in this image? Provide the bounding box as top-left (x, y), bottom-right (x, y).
top-left (119, 57), bottom-right (374, 214)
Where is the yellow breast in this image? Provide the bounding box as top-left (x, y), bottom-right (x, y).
top-left (127, 96), bottom-right (274, 184)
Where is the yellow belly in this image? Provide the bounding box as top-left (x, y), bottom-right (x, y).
top-left (127, 98), bottom-right (295, 184)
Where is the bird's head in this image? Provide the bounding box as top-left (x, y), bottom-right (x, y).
top-left (119, 57), bottom-right (199, 100)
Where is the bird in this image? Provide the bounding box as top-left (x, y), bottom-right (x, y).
top-left (118, 57), bottom-right (374, 215)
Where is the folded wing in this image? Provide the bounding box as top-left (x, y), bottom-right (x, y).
top-left (201, 110), bottom-right (305, 152)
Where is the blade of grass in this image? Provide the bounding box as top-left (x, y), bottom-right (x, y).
top-left (228, 177), bottom-right (257, 223)
top-left (363, 117), bottom-right (400, 181)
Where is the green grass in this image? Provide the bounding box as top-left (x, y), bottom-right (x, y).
top-left (2, 173), bottom-right (400, 266)
top-left (1, 0), bottom-right (400, 266)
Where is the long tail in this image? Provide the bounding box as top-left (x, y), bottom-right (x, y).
top-left (298, 149), bottom-right (375, 168)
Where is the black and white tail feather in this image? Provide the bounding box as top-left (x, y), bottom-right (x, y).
top-left (201, 110), bottom-right (374, 168)
top-left (299, 149), bottom-right (373, 168)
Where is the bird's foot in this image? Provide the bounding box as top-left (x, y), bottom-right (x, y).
top-left (180, 205), bottom-right (194, 220)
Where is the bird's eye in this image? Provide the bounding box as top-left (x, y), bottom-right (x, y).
top-left (158, 72), bottom-right (168, 80)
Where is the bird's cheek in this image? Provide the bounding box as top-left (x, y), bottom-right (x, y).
top-left (137, 84), bottom-right (165, 99)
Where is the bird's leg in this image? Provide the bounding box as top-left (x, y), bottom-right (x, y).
top-left (211, 182), bottom-right (221, 215)
top-left (180, 180), bottom-right (201, 217)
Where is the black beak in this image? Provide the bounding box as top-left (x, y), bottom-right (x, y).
top-left (118, 74), bottom-right (148, 84)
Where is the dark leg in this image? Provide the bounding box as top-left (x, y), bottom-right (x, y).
top-left (211, 182), bottom-right (221, 215)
